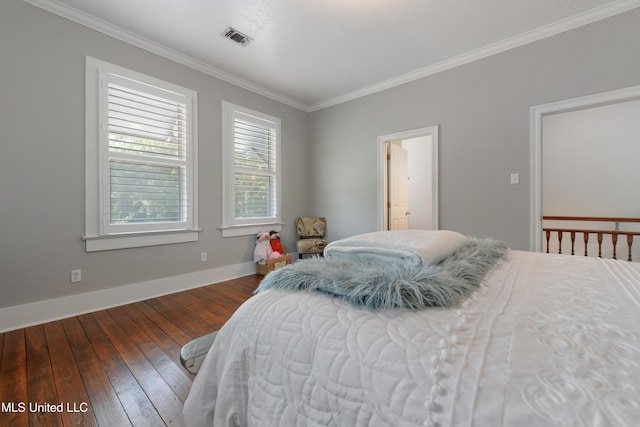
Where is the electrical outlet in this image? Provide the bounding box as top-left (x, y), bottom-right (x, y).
top-left (201, 252), bottom-right (207, 262)
top-left (71, 269), bottom-right (82, 283)
top-left (510, 173), bottom-right (520, 185)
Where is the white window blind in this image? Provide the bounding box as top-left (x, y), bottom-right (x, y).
top-left (85, 57), bottom-right (198, 251)
top-left (233, 116), bottom-right (277, 219)
top-left (105, 78), bottom-right (189, 231)
top-left (222, 102), bottom-right (281, 237)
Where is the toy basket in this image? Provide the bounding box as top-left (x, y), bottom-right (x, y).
top-left (256, 254), bottom-right (291, 275)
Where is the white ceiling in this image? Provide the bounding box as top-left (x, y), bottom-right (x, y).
top-left (26, 0), bottom-right (640, 111)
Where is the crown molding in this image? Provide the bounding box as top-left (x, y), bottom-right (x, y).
top-left (308, 0), bottom-right (640, 112)
top-left (22, 0), bottom-right (640, 113)
top-left (21, 0), bottom-right (311, 112)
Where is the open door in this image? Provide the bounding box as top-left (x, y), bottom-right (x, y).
top-left (388, 143), bottom-right (409, 230)
top-left (378, 125), bottom-right (439, 232)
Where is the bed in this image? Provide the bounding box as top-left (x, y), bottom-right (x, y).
top-left (183, 230), bottom-right (640, 427)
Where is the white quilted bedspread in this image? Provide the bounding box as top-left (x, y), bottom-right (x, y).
top-left (183, 251), bottom-right (640, 426)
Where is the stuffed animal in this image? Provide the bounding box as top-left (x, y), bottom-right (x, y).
top-left (269, 230), bottom-right (284, 256)
top-left (254, 232), bottom-right (273, 262)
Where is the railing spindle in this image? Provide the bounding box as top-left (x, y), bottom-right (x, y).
top-left (597, 232), bottom-right (603, 258)
top-left (583, 232), bottom-right (589, 256)
top-left (627, 234), bottom-right (633, 262)
top-left (570, 231), bottom-right (576, 255)
top-left (557, 231), bottom-right (563, 255)
top-left (546, 230), bottom-right (551, 254)
top-left (612, 234), bottom-right (618, 260)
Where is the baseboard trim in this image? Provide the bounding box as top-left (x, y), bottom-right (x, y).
top-left (0, 261), bottom-right (256, 333)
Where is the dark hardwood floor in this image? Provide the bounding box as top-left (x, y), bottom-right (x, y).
top-left (0, 274), bottom-right (261, 427)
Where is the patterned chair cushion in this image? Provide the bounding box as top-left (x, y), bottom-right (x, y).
top-left (296, 238), bottom-right (329, 255)
top-left (296, 217), bottom-right (326, 238)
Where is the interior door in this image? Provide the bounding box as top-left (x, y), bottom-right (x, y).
top-left (388, 143), bottom-right (409, 230)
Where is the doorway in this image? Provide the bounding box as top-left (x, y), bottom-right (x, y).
top-left (378, 126), bottom-right (439, 231)
top-left (530, 85), bottom-right (640, 251)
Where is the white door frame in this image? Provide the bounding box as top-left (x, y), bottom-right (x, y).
top-left (377, 126), bottom-right (439, 231)
top-left (529, 84), bottom-right (640, 251)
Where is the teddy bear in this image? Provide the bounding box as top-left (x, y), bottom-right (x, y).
top-left (253, 232), bottom-right (273, 262)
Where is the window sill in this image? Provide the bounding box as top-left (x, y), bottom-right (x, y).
top-left (84, 229), bottom-right (200, 252)
top-left (221, 223), bottom-right (283, 238)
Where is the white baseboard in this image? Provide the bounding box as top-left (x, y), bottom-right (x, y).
top-left (0, 261), bottom-right (256, 333)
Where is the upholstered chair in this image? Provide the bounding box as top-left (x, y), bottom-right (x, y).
top-left (295, 217), bottom-right (328, 259)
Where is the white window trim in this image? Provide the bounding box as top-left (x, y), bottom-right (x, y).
top-left (221, 101), bottom-right (282, 238)
top-left (84, 57), bottom-right (199, 251)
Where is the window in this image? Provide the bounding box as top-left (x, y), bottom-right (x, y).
top-left (85, 57), bottom-right (198, 251)
top-left (221, 102), bottom-right (282, 237)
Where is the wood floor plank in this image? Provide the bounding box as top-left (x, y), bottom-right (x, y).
top-left (119, 304), bottom-right (192, 377)
top-left (0, 329), bottom-right (28, 427)
top-left (132, 300), bottom-right (195, 347)
top-left (196, 279), bottom-right (258, 309)
top-left (78, 313), bottom-right (164, 427)
top-left (108, 306), bottom-right (193, 401)
top-left (91, 310), bottom-right (184, 425)
top-left (25, 325), bottom-right (62, 426)
top-left (0, 333), bottom-right (4, 371)
top-left (199, 276), bottom-right (260, 308)
top-left (61, 317), bottom-right (132, 427)
top-left (143, 297), bottom-right (215, 340)
top-left (165, 291), bottom-right (229, 329)
top-left (42, 321), bottom-right (98, 427)
top-left (191, 286), bottom-right (252, 318)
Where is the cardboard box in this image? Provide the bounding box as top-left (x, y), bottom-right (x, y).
top-left (256, 254), bottom-right (292, 275)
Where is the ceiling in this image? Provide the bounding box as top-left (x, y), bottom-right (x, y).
top-left (26, 0), bottom-right (640, 111)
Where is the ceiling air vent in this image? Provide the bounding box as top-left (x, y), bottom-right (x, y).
top-left (222, 27), bottom-right (253, 46)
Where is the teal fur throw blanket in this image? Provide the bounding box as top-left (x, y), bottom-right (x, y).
top-left (256, 238), bottom-right (509, 310)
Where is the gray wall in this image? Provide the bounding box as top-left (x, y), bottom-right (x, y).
top-left (0, 0), bottom-right (310, 308)
top-left (309, 9), bottom-right (640, 249)
top-left (2, 0), bottom-right (639, 311)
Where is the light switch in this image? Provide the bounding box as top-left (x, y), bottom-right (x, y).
top-left (510, 173), bottom-right (520, 185)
